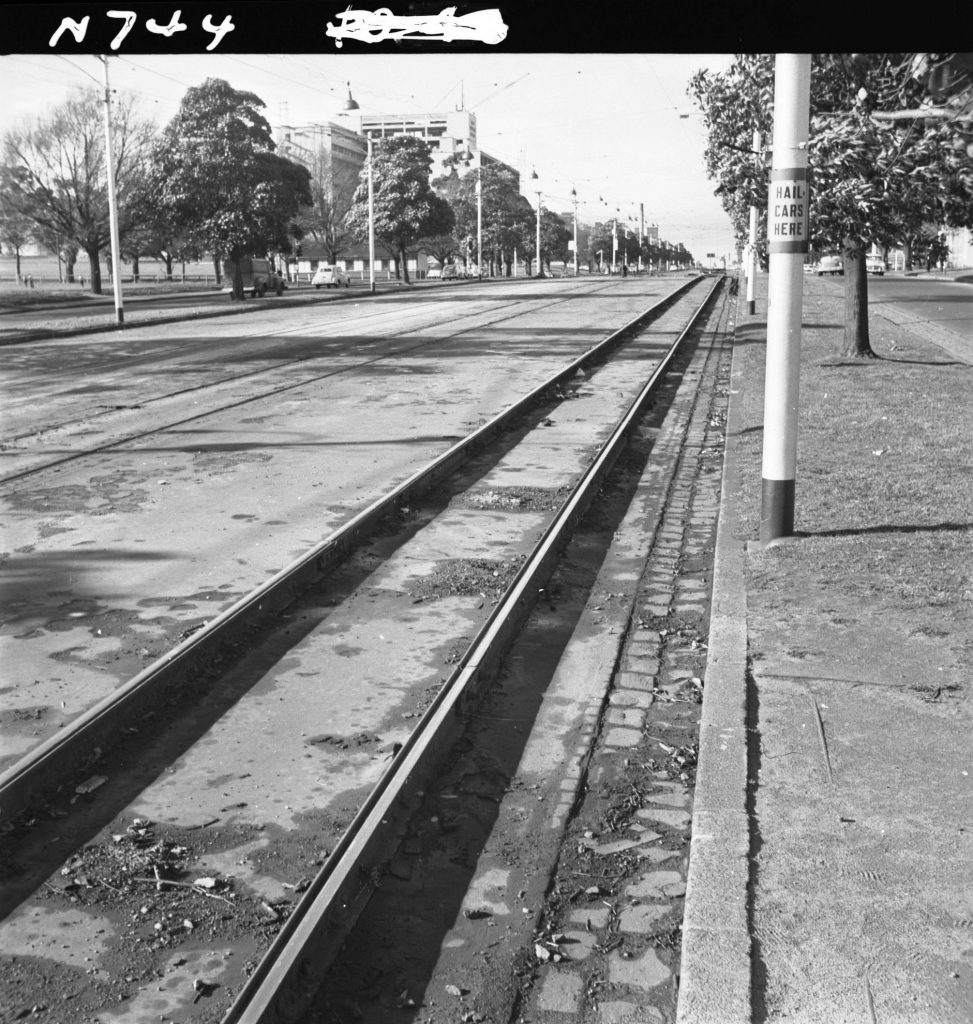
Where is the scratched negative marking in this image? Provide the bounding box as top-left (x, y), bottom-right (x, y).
top-left (326, 6), bottom-right (508, 48)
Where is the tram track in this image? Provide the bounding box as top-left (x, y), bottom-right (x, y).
top-left (0, 275), bottom-right (726, 1023)
top-left (1, 280), bottom-right (621, 483)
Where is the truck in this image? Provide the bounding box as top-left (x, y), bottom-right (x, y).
top-left (221, 257), bottom-right (286, 298)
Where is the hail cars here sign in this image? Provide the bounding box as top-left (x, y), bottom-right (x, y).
top-left (768, 168), bottom-right (809, 254)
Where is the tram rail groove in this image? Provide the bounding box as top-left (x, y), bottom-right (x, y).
top-left (2, 276), bottom-right (655, 486)
top-left (0, 277), bottom-right (705, 826)
top-left (220, 276), bottom-right (723, 1024)
top-left (1, 284), bottom-right (600, 484)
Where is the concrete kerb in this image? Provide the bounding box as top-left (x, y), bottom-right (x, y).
top-left (676, 301), bottom-right (753, 1024)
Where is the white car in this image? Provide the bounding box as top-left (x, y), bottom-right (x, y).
top-left (312, 265), bottom-right (350, 289)
top-left (815, 256), bottom-right (844, 276)
top-left (866, 256), bottom-right (886, 275)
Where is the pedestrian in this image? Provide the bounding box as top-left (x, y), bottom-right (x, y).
top-left (28, 274), bottom-right (34, 289)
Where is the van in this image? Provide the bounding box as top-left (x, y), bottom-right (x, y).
top-left (222, 258), bottom-right (286, 298)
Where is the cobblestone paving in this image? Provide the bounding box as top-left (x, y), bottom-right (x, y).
top-left (519, 302), bottom-right (733, 1023)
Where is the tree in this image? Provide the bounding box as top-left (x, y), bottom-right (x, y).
top-left (436, 165), bottom-right (537, 276)
top-left (151, 78), bottom-right (311, 300)
top-left (2, 88), bottom-right (156, 294)
top-left (346, 136), bottom-right (454, 285)
top-left (0, 176), bottom-right (34, 281)
top-left (539, 209), bottom-right (570, 273)
top-left (293, 141), bottom-right (360, 264)
top-left (690, 54), bottom-right (973, 358)
top-left (422, 232), bottom-right (463, 268)
top-left (585, 221), bottom-right (616, 272)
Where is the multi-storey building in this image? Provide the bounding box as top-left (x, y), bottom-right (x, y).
top-left (357, 108), bottom-right (519, 189)
top-left (276, 121), bottom-right (368, 189)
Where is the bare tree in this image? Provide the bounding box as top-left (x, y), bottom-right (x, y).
top-left (2, 87), bottom-right (157, 294)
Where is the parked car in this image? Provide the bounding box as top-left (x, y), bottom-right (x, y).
top-left (866, 255), bottom-right (886, 275)
top-left (426, 266), bottom-right (442, 279)
top-left (815, 256), bottom-right (844, 276)
top-left (312, 265), bottom-right (350, 289)
top-left (222, 257), bottom-right (286, 297)
top-left (441, 264), bottom-right (461, 280)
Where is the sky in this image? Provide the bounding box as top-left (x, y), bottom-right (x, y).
top-left (0, 51), bottom-right (738, 260)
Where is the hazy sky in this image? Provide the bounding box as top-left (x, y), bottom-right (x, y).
top-left (0, 51), bottom-right (737, 259)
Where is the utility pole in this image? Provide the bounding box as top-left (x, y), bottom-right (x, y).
top-left (476, 176), bottom-right (482, 279)
top-left (535, 190), bottom-right (542, 278)
top-left (100, 55), bottom-right (124, 324)
top-left (639, 203), bottom-right (645, 273)
top-left (761, 54), bottom-right (811, 543)
top-left (366, 137), bottom-right (375, 293)
top-left (747, 130), bottom-right (761, 315)
top-left (571, 188), bottom-right (578, 277)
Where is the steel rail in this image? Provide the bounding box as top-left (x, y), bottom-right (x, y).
top-left (0, 281), bottom-right (615, 485)
top-left (0, 278), bottom-right (703, 824)
top-left (220, 275), bottom-right (724, 1023)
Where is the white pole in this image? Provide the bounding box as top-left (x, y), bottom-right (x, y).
top-left (746, 130), bottom-right (761, 315)
top-left (747, 205), bottom-right (758, 314)
top-left (761, 54), bottom-right (811, 543)
top-left (100, 56), bottom-right (124, 324)
top-left (572, 191), bottom-right (578, 277)
top-left (535, 191), bottom-right (542, 278)
top-left (639, 202), bottom-right (644, 273)
top-left (367, 137), bottom-right (376, 294)
top-left (476, 177), bottom-right (482, 280)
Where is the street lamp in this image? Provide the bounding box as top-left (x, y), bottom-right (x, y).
top-left (571, 187), bottom-right (578, 277)
top-left (342, 83), bottom-right (375, 291)
top-left (476, 175), bottom-right (482, 280)
top-left (99, 56), bottom-right (124, 324)
top-left (530, 170), bottom-right (543, 279)
top-left (367, 136), bottom-right (376, 293)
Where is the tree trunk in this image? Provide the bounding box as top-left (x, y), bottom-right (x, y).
top-left (131, 254), bottom-right (140, 282)
top-left (65, 258), bottom-right (76, 284)
top-left (85, 244), bottom-right (102, 294)
top-left (164, 253), bottom-right (174, 280)
top-left (841, 238), bottom-right (874, 358)
top-left (213, 254), bottom-right (222, 286)
top-left (903, 237), bottom-right (914, 272)
top-left (228, 255), bottom-right (246, 300)
top-left (400, 246), bottom-right (411, 285)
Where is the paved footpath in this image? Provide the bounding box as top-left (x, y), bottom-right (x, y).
top-left (677, 276), bottom-right (973, 1024)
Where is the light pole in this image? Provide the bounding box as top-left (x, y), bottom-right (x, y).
top-left (99, 56), bottom-right (124, 324)
top-left (571, 187), bottom-right (578, 277)
top-left (340, 83), bottom-right (375, 291)
top-left (639, 204), bottom-right (645, 273)
top-left (366, 136), bottom-right (376, 293)
top-left (531, 170), bottom-right (542, 278)
top-left (747, 129), bottom-right (761, 315)
top-left (476, 176), bottom-right (482, 279)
